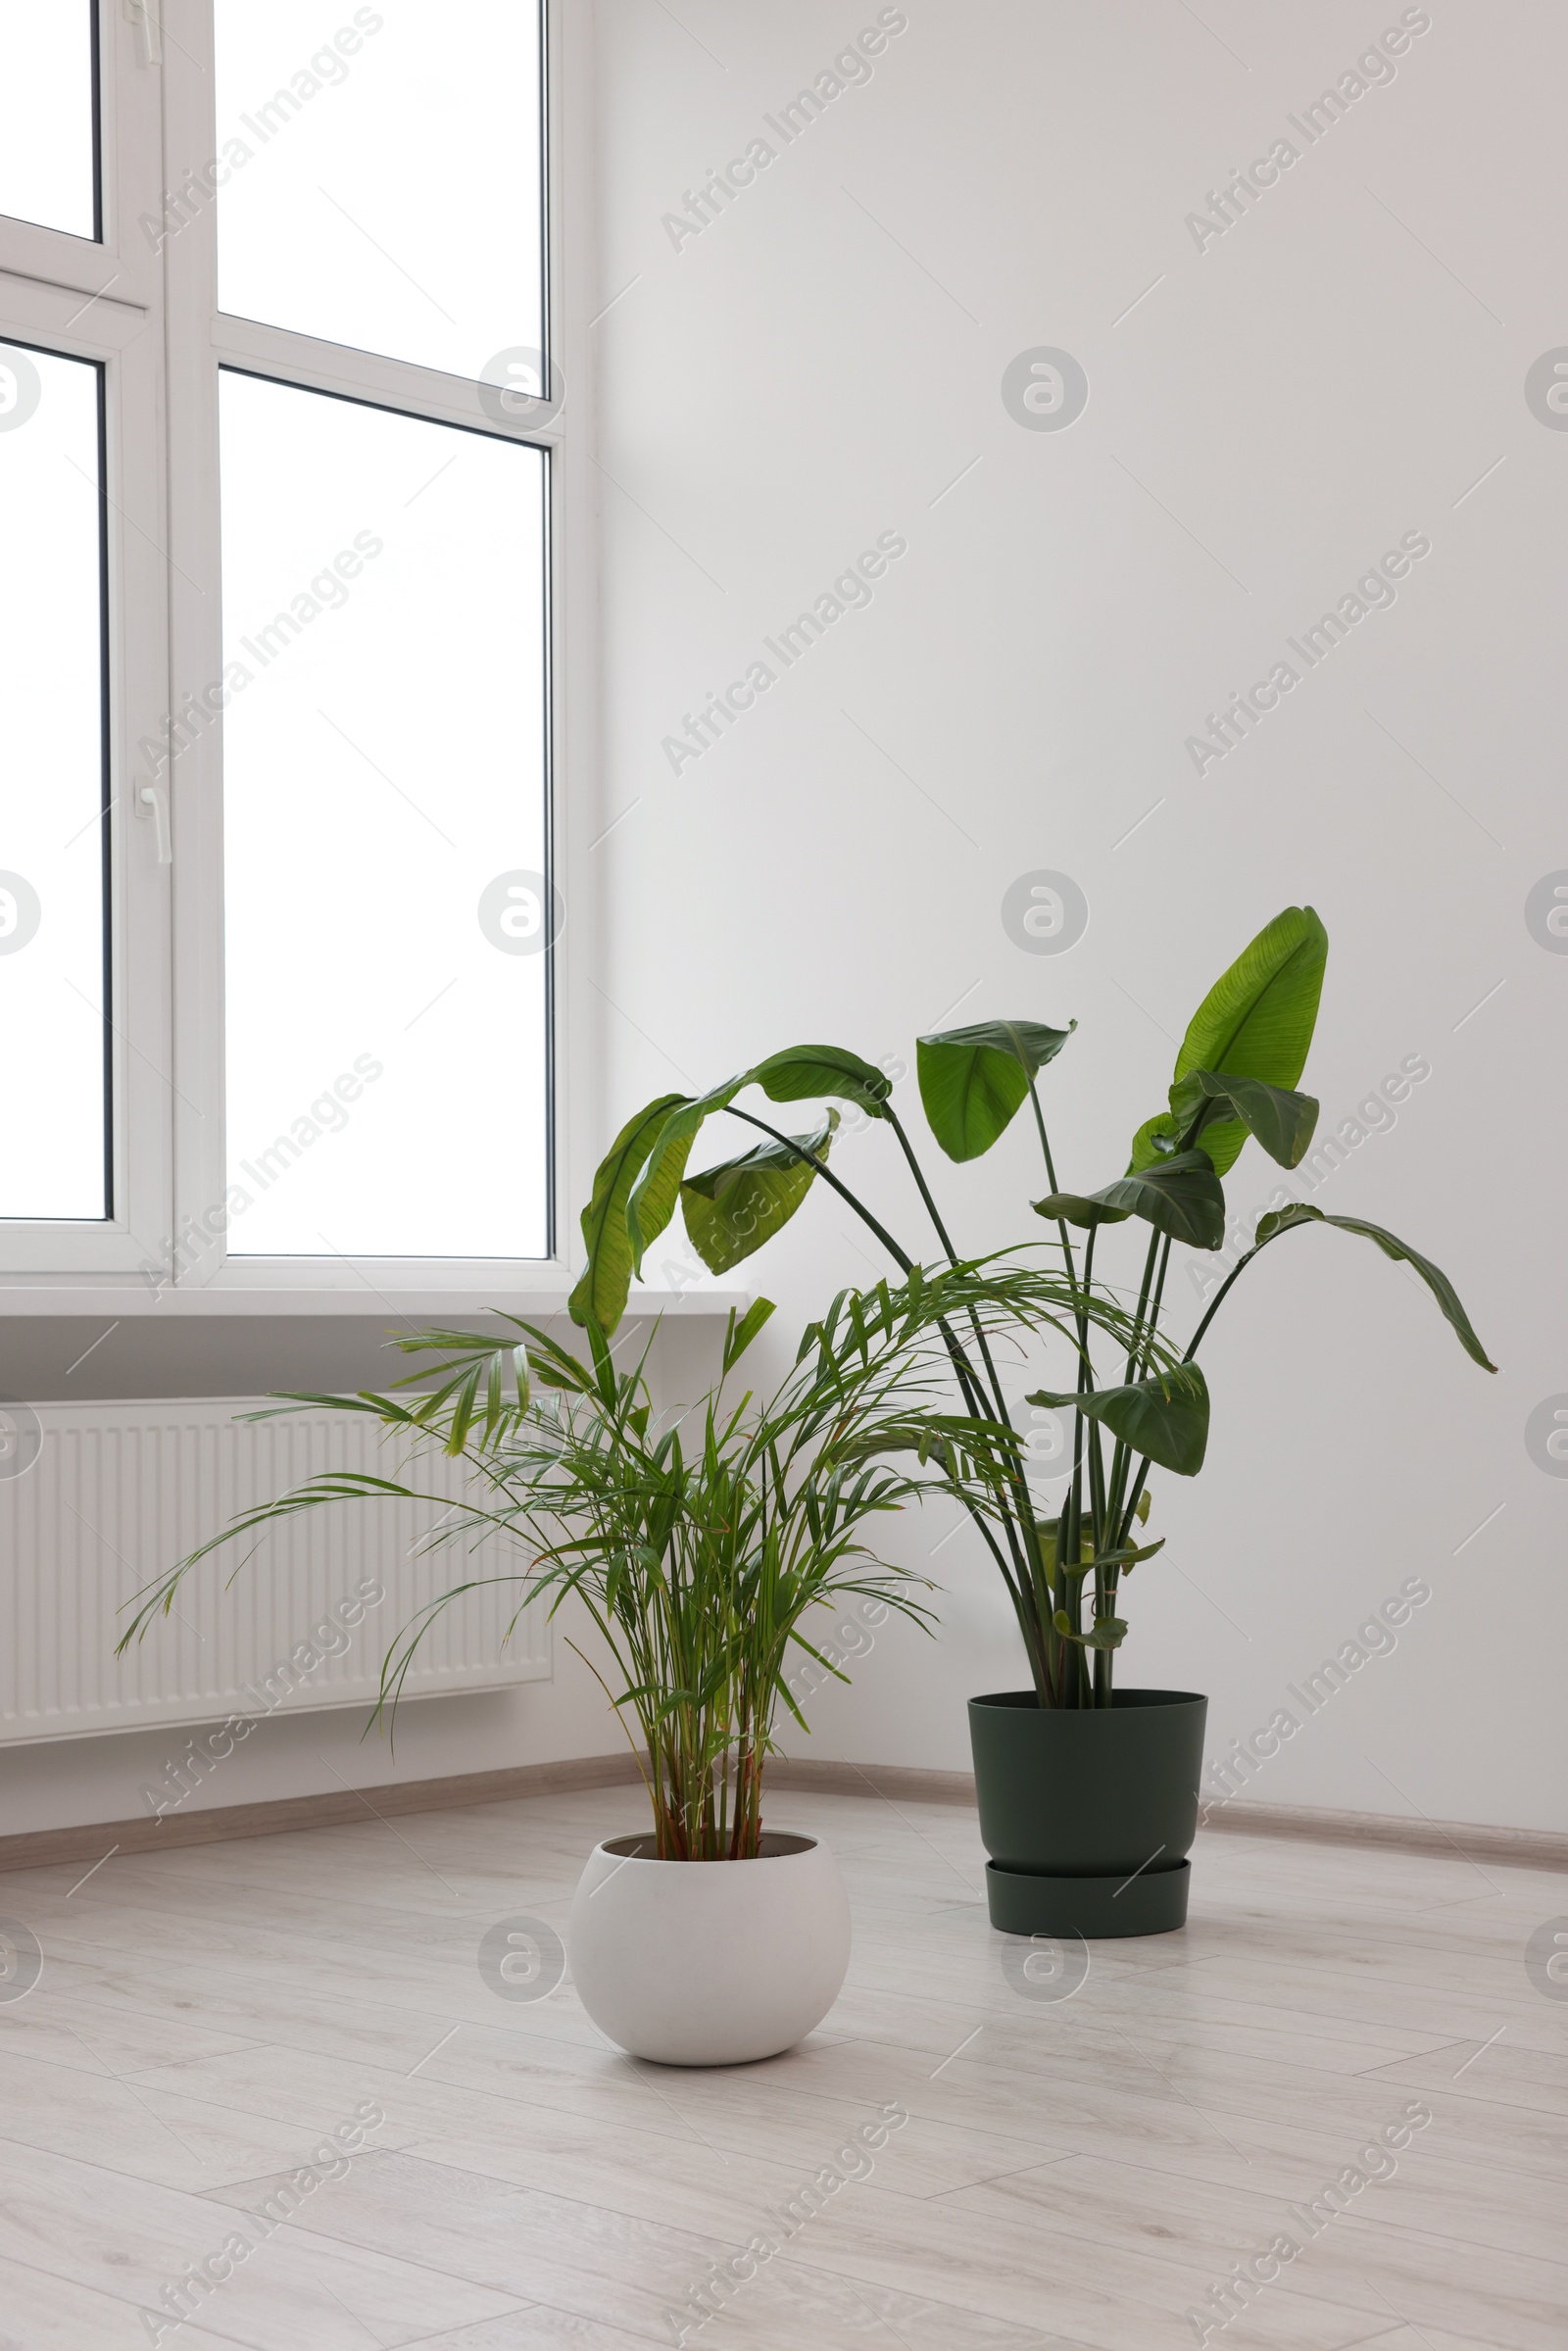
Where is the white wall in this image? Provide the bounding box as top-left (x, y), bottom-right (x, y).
top-left (592, 0), bottom-right (1566, 1831)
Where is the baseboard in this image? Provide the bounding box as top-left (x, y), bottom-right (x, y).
top-left (0, 1751), bottom-right (645, 1877)
top-left (4, 1753), bottom-right (1562, 1880)
top-left (0, 1754), bottom-right (971, 1877)
top-left (1199, 1796), bottom-right (1568, 1874)
top-left (761, 1757), bottom-right (979, 1806)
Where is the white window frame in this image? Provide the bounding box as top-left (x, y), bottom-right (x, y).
top-left (0, 0), bottom-right (596, 1303)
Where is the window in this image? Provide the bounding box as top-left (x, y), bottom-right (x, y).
top-left (0, 2), bottom-right (560, 1287)
top-left (0, 339), bottom-right (109, 1221)
top-left (219, 373), bottom-right (549, 1258)
top-left (213, 3), bottom-right (543, 380)
top-left (0, 6), bottom-right (100, 241)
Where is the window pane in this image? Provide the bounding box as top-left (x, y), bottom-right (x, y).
top-left (220, 372), bottom-right (550, 1258)
top-left (214, 3), bottom-right (544, 383)
top-left (0, 3), bottom-right (98, 242)
top-left (0, 341), bottom-right (108, 1219)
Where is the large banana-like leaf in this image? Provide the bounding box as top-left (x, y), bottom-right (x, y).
top-left (917, 1018), bottom-right (1075, 1163)
top-left (748, 1043), bottom-right (893, 1115)
top-left (579, 1046), bottom-right (891, 1335)
top-left (1033, 1149), bottom-right (1225, 1249)
top-left (628, 1047), bottom-right (890, 1267)
top-left (1170, 1070), bottom-right (1318, 1170)
top-left (1253, 1203), bottom-right (1496, 1371)
top-left (568, 1093), bottom-right (688, 1333)
top-left (681, 1112), bottom-right (839, 1275)
top-left (1027, 1365), bottom-right (1210, 1476)
top-left (1130, 906), bottom-right (1328, 1175)
top-left (626, 1074), bottom-right (751, 1270)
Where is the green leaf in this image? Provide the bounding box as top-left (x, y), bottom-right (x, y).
top-left (720, 1298), bottom-right (777, 1376)
top-left (829, 1411), bottom-right (1001, 1469)
top-left (625, 1042), bottom-right (889, 1277)
top-left (1027, 1366), bottom-right (1210, 1477)
top-left (748, 1043), bottom-right (893, 1118)
top-left (1130, 906), bottom-right (1328, 1177)
top-left (1032, 1193), bottom-right (1133, 1231)
top-left (681, 1113), bottom-right (838, 1276)
top-left (568, 1093), bottom-right (688, 1334)
top-left (1253, 1203), bottom-right (1496, 1372)
top-left (1033, 1150), bottom-right (1226, 1249)
top-left (1170, 1069), bottom-right (1318, 1170)
top-left (626, 1076), bottom-right (748, 1271)
top-left (1053, 1607), bottom-right (1128, 1651)
top-left (625, 1045), bottom-right (888, 1276)
top-left (1085, 1536), bottom-right (1166, 1571)
top-left (1128, 1110), bottom-right (1181, 1172)
top-left (1032, 1516), bottom-right (1093, 1575)
top-left (917, 1018), bottom-right (1075, 1162)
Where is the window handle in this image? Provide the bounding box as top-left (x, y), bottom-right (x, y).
top-left (135, 781), bottom-right (172, 865)
top-left (124, 0), bottom-right (162, 66)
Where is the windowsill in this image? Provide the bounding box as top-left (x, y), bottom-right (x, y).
top-left (0, 1277), bottom-right (755, 1400)
top-left (0, 1281), bottom-right (750, 1320)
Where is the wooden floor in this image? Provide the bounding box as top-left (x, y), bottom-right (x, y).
top-left (0, 1785), bottom-right (1562, 2350)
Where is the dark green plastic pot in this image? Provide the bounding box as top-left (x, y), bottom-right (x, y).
top-left (968, 1689), bottom-right (1207, 1937)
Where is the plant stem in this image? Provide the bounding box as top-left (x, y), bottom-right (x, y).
top-left (884, 1104), bottom-right (1018, 1431)
top-left (1144, 1235), bottom-right (1172, 1370)
top-left (1183, 1245), bottom-right (1260, 1361)
top-left (1104, 1232), bottom-right (1171, 1542)
top-left (1026, 1076), bottom-right (1062, 1197)
top-left (1027, 1072), bottom-right (1086, 1337)
top-left (1121, 1228), bottom-right (1164, 1387)
top-left (722, 1107), bottom-right (915, 1271)
top-left (1026, 1068), bottom-right (1097, 1701)
top-left (724, 1104), bottom-right (1052, 1699)
top-left (1057, 1227), bottom-right (1106, 1707)
top-left (1098, 1238), bottom-right (1269, 1623)
top-left (731, 1105), bottom-right (1002, 1424)
top-left (884, 1104), bottom-right (1057, 1691)
top-left (1116, 1460), bottom-right (1151, 1552)
top-left (883, 1105), bottom-right (960, 1261)
top-left (1078, 1229), bottom-right (1107, 1558)
top-left (1094, 1565), bottom-right (1121, 1708)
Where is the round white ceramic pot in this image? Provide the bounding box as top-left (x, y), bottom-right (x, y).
top-left (567, 1830), bottom-right (851, 2067)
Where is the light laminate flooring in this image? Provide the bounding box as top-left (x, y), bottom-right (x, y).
top-left (0, 1788), bottom-right (1563, 2350)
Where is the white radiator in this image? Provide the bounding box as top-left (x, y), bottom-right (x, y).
top-left (0, 1397), bottom-right (550, 1745)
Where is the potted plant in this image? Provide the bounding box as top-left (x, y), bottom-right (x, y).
top-left (566, 908), bottom-right (1494, 1936)
top-left (121, 1263), bottom-right (1050, 2058)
